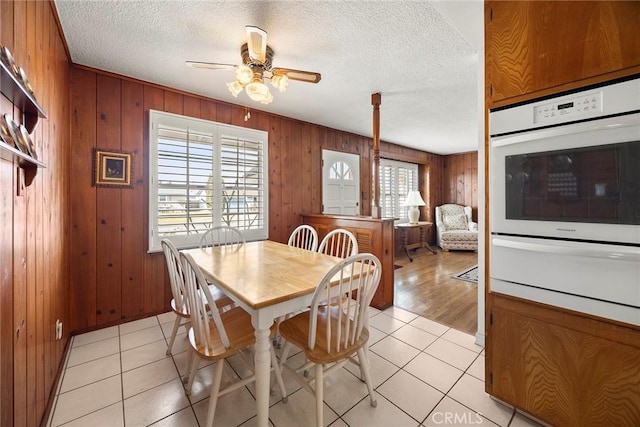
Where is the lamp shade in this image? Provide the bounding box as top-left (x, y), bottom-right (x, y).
top-left (235, 65), bottom-right (254, 84)
top-left (270, 74), bottom-right (289, 92)
top-left (404, 190), bottom-right (426, 207)
top-left (226, 80), bottom-right (244, 97)
top-left (245, 80), bottom-right (271, 102)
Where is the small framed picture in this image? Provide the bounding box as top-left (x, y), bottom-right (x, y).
top-left (93, 148), bottom-right (134, 188)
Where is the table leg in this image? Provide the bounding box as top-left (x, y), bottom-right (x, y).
top-left (253, 322), bottom-right (272, 427)
top-left (420, 226), bottom-right (437, 255)
top-left (401, 228), bottom-right (413, 262)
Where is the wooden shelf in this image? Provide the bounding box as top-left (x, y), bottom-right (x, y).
top-left (0, 139), bottom-right (45, 166)
top-left (0, 59), bottom-right (47, 133)
top-left (0, 139), bottom-right (45, 186)
top-left (1, 57), bottom-right (47, 186)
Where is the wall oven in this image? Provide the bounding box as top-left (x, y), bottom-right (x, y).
top-left (489, 76), bottom-right (640, 327)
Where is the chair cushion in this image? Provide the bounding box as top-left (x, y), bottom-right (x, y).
top-left (441, 230), bottom-right (478, 243)
top-left (440, 229), bottom-right (478, 251)
top-left (442, 213), bottom-right (468, 231)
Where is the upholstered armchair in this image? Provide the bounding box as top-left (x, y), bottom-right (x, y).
top-left (435, 204), bottom-right (478, 251)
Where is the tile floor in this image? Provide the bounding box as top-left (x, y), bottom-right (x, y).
top-left (46, 307), bottom-right (545, 427)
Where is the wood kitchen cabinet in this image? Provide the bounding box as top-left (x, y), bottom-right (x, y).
top-left (485, 1), bottom-right (640, 106)
top-left (487, 294), bottom-right (640, 426)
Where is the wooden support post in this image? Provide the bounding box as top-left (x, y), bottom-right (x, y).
top-left (371, 93), bottom-right (381, 219)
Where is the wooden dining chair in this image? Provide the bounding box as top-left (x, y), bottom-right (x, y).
top-left (161, 238), bottom-right (190, 356)
top-left (180, 251), bottom-right (288, 427)
top-left (288, 224), bottom-right (319, 251)
top-left (199, 225), bottom-right (245, 249)
top-left (198, 225), bottom-right (242, 313)
top-left (278, 253), bottom-right (381, 427)
top-left (271, 224), bottom-right (320, 347)
top-left (161, 238), bottom-right (234, 356)
top-left (317, 228), bottom-right (358, 258)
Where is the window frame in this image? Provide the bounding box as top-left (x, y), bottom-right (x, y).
top-left (148, 110), bottom-right (269, 252)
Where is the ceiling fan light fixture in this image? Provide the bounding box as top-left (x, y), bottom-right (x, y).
top-left (235, 65), bottom-right (253, 84)
top-left (245, 79), bottom-right (272, 104)
top-left (270, 74), bottom-right (288, 93)
top-left (260, 90), bottom-right (274, 105)
top-left (227, 80), bottom-right (244, 97)
top-left (188, 26), bottom-right (320, 106)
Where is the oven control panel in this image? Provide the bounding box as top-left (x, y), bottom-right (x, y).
top-left (534, 91), bottom-right (603, 124)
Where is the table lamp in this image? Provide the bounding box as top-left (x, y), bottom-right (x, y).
top-left (404, 190), bottom-right (426, 224)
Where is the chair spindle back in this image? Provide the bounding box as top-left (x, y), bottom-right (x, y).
top-left (288, 224), bottom-right (319, 251)
top-left (309, 253), bottom-right (381, 353)
top-left (317, 228), bottom-right (358, 259)
top-left (180, 252), bottom-right (231, 351)
top-left (161, 239), bottom-right (188, 313)
top-left (199, 225), bottom-right (245, 250)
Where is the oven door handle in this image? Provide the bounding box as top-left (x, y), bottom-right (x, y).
top-left (492, 238), bottom-right (640, 262)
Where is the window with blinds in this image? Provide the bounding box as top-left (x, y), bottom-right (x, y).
top-left (148, 110), bottom-right (268, 251)
top-left (379, 159), bottom-right (418, 221)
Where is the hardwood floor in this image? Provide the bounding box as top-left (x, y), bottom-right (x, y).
top-left (393, 247), bottom-right (478, 335)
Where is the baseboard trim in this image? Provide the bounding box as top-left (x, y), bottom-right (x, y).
top-left (41, 336), bottom-right (73, 427)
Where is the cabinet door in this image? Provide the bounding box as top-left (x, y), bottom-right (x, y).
top-left (353, 228), bottom-right (374, 253)
top-left (487, 294), bottom-right (640, 426)
top-left (486, 1), bottom-right (640, 103)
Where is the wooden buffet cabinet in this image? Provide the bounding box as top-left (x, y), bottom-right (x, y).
top-left (302, 214), bottom-right (395, 309)
top-left (485, 2), bottom-right (640, 425)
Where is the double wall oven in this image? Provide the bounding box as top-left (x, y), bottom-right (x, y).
top-left (489, 76), bottom-right (640, 327)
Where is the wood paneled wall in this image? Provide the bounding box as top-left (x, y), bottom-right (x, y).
top-left (0, 2), bottom-right (70, 426)
top-left (68, 66), bottom-right (452, 332)
top-left (442, 151), bottom-right (479, 220)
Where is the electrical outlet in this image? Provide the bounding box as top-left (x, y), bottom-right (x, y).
top-left (55, 319), bottom-right (62, 340)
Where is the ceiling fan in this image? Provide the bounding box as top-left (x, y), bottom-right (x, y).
top-left (186, 26), bottom-right (321, 105)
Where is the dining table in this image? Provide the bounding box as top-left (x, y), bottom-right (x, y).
top-left (182, 240), bottom-right (344, 427)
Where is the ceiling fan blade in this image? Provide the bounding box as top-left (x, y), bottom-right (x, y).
top-left (272, 67), bottom-right (321, 83)
top-left (246, 25), bottom-right (267, 63)
top-left (186, 61), bottom-right (236, 70)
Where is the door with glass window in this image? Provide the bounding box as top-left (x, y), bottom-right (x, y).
top-left (322, 150), bottom-right (360, 215)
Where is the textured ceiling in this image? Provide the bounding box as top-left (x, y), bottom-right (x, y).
top-left (54, 0), bottom-right (483, 155)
